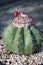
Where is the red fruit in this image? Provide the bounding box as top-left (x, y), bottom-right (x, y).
top-left (14, 11), bottom-right (18, 17)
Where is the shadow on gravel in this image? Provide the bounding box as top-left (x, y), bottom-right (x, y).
top-left (0, 61), bottom-right (6, 65)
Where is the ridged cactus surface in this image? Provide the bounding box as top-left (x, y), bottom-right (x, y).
top-left (2, 23), bottom-right (41, 54)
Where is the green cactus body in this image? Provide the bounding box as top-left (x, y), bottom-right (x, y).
top-left (2, 23), bottom-right (41, 54)
top-left (2, 14), bottom-right (41, 55)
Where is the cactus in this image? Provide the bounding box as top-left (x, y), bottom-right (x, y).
top-left (2, 13), bottom-right (41, 55)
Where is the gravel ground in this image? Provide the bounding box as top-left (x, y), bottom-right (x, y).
top-left (0, 39), bottom-right (43, 65)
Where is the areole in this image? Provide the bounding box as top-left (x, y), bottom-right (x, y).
top-left (13, 14), bottom-right (34, 28)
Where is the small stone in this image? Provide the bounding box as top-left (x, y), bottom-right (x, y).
top-left (9, 61), bottom-right (12, 64)
top-left (32, 63), bottom-right (36, 65)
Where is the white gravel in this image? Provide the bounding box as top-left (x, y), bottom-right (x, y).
top-left (0, 39), bottom-right (43, 65)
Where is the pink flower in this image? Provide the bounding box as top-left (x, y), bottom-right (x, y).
top-left (20, 10), bottom-right (24, 15)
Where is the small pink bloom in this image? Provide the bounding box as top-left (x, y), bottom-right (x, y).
top-left (20, 10), bottom-right (24, 15)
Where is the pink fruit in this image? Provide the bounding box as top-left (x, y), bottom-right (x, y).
top-left (14, 11), bottom-right (18, 17)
